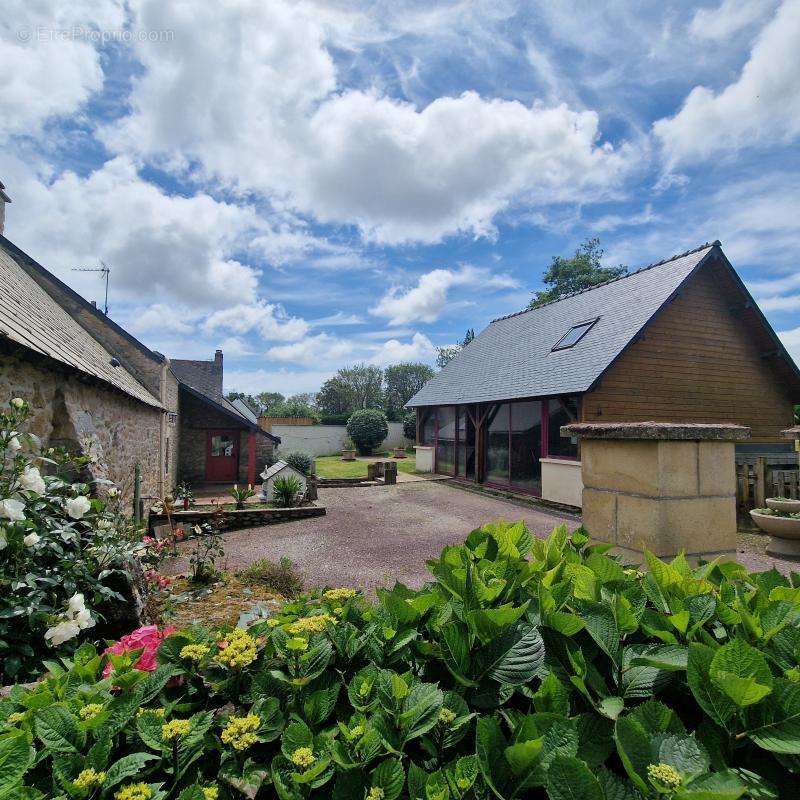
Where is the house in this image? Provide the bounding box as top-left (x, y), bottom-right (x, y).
top-left (0, 203), bottom-right (278, 499)
top-left (258, 460), bottom-right (307, 502)
top-left (171, 353), bottom-right (278, 485)
top-left (407, 241), bottom-right (800, 507)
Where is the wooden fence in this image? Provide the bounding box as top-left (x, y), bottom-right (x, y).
top-left (737, 457), bottom-right (800, 510)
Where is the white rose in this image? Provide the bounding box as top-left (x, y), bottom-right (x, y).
top-left (107, 487), bottom-right (119, 498)
top-left (7, 436), bottom-right (21, 453)
top-left (23, 532), bottom-right (40, 547)
top-left (74, 608), bottom-right (95, 630)
top-left (67, 593), bottom-right (86, 614)
top-left (44, 620), bottom-right (81, 646)
top-left (19, 466), bottom-right (46, 494)
top-left (11, 397), bottom-right (24, 409)
top-left (0, 498), bottom-right (25, 521)
top-left (0, 528), bottom-right (6, 550)
top-left (65, 495), bottom-right (91, 519)
top-left (97, 518), bottom-right (112, 530)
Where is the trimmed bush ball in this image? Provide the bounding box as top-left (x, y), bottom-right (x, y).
top-left (346, 408), bottom-right (389, 455)
top-left (284, 450), bottom-right (313, 476)
top-left (403, 410), bottom-right (417, 441)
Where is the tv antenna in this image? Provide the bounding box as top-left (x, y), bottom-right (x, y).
top-left (71, 261), bottom-right (111, 314)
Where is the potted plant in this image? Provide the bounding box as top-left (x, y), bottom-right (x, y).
top-left (393, 446), bottom-right (408, 458)
top-left (766, 496), bottom-right (800, 514)
top-left (229, 483), bottom-right (256, 509)
top-left (750, 505), bottom-right (800, 559)
top-left (341, 436), bottom-right (357, 461)
top-left (175, 480), bottom-right (194, 510)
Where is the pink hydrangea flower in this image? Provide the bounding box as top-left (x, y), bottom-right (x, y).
top-left (103, 624), bottom-right (177, 676)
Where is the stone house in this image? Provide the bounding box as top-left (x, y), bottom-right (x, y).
top-left (408, 241), bottom-right (800, 508)
top-left (0, 226), bottom-right (278, 503)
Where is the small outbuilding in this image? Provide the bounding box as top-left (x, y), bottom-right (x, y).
top-left (407, 240), bottom-right (800, 507)
top-left (259, 460), bottom-right (307, 503)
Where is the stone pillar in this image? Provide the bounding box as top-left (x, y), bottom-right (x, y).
top-left (383, 461), bottom-right (398, 485)
top-left (562, 422), bottom-right (749, 562)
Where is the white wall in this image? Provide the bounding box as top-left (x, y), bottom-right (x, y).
top-left (273, 422), bottom-right (409, 457)
top-left (541, 458), bottom-right (583, 508)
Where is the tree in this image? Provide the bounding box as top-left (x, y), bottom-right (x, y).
top-left (280, 394), bottom-right (318, 420)
top-left (316, 365), bottom-right (384, 417)
top-left (528, 238), bottom-right (626, 309)
top-left (346, 408), bottom-right (389, 455)
top-left (384, 363), bottom-right (435, 420)
top-left (257, 392), bottom-right (286, 415)
top-left (436, 329), bottom-right (476, 369)
top-left (316, 376), bottom-right (355, 417)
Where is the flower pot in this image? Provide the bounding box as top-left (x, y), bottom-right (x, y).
top-left (235, 501), bottom-right (245, 510)
top-left (183, 497), bottom-right (190, 510)
top-left (750, 510), bottom-right (800, 560)
top-left (766, 497), bottom-right (800, 514)
top-left (341, 449), bottom-right (357, 461)
top-left (393, 448), bottom-right (407, 459)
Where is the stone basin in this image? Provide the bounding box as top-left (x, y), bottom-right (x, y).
top-left (750, 510), bottom-right (800, 560)
top-left (766, 498), bottom-right (800, 514)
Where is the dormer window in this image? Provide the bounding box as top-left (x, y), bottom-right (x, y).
top-left (551, 317), bottom-right (599, 351)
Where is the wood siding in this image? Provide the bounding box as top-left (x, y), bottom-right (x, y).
top-left (582, 258), bottom-right (795, 442)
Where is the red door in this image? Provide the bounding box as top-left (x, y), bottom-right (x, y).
top-left (206, 430), bottom-right (238, 482)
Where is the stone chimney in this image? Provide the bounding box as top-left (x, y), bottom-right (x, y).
top-left (0, 181), bottom-right (11, 235)
top-left (214, 349), bottom-right (223, 368)
top-left (213, 349), bottom-right (223, 394)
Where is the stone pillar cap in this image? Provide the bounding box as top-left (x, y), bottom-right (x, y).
top-left (561, 421), bottom-right (750, 441)
top-left (782, 426), bottom-right (800, 440)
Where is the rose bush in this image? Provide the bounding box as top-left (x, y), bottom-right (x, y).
top-left (2, 521), bottom-right (799, 799)
top-left (0, 399), bottom-right (142, 681)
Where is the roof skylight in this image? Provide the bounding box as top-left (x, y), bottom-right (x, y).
top-left (551, 318), bottom-right (599, 351)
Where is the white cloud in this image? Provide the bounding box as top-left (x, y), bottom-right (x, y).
top-left (371, 265), bottom-right (517, 325)
top-left (203, 301), bottom-right (308, 342)
top-left (0, 1), bottom-right (125, 139)
top-left (589, 203), bottom-right (659, 233)
top-left (758, 294), bottom-right (800, 313)
top-left (689, 0), bottom-right (775, 40)
top-left (266, 333), bottom-right (354, 366)
top-left (655, 0), bottom-right (800, 166)
top-left (124, 303), bottom-right (199, 336)
top-left (369, 332), bottom-right (437, 366)
top-left (778, 325), bottom-right (800, 364)
top-left (99, 0), bottom-right (628, 244)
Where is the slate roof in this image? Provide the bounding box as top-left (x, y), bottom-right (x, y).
top-left (261, 460), bottom-right (304, 482)
top-left (0, 243), bottom-right (162, 408)
top-left (231, 397), bottom-right (259, 424)
top-left (171, 358), bottom-right (279, 441)
top-left (408, 242), bottom-right (722, 407)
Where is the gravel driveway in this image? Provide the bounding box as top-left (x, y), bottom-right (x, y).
top-left (170, 481), bottom-right (579, 592)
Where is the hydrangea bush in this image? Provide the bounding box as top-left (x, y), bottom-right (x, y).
top-left (2, 521), bottom-right (800, 799)
top-left (0, 399), bottom-right (142, 681)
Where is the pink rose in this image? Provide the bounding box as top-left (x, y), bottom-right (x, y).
top-left (103, 625), bottom-right (177, 677)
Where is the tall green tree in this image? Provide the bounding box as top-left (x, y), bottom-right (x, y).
top-left (316, 364), bottom-right (385, 417)
top-left (384, 362), bottom-right (435, 420)
top-left (527, 237), bottom-right (627, 309)
top-left (436, 328), bottom-right (476, 369)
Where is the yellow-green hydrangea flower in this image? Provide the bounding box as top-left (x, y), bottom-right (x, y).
top-left (323, 588), bottom-right (357, 603)
top-left (73, 768), bottom-right (106, 791)
top-left (180, 643), bottom-right (210, 662)
top-left (291, 747), bottom-right (316, 769)
top-left (162, 719), bottom-right (192, 741)
top-left (367, 787), bottom-right (385, 800)
top-left (79, 703), bottom-right (105, 721)
top-left (202, 787), bottom-right (219, 800)
top-left (287, 614), bottom-right (335, 636)
top-left (114, 783), bottom-right (153, 800)
top-left (220, 714), bottom-right (260, 751)
top-left (137, 707), bottom-right (165, 718)
top-left (267, 618), bottom-right (281, 627)
top-left (216, 628), bottom-right (258, 668)
top-left (438, 708), bottom-right (456, 726)
top-left (647, 763), bottom-right (682, 790)
top-left (6, 712), bottom-right (26, 725)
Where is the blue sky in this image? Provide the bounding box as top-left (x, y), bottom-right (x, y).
top-left (2, 0), bottom-right (799, 396)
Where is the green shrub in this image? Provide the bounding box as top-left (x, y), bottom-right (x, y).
top-left (346, 409), bottom-right (389, 455)
top-left (4, 521), bottom-right (800, 799)
top-left (271, 475), bottom-right (303, 507)
top-left (284, 451), bottom-right (313, 476)
top-left (238, 556), bottom-right (304, 597)
top-left (403, 411), bottom-right (416, 441)
top-left (0, 399), bottom-right (141, 682)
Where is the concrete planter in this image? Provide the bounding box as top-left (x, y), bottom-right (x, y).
top-left (766, 497), bottom-right (800, 514)
top-left (750, 510), bottom-right (800, 560)
top-left (414, 445), bottom-right (434, 473)
top-left (393, 448), bottom-right (408, 459)
top-left (341, 449), bottom-right (356, 461)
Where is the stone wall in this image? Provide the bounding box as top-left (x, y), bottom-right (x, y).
top-left (149, 504), bottom-right (325, 533)
top-left (178, 388), bottom-right (274, 484)
top-left (1, 346), bottom-right (162, 503)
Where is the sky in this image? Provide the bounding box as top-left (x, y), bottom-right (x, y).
top-left (1, 0), bottom-right (799, 397)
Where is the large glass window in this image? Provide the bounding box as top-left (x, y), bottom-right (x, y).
top-left (510, 401), bottom-right (542, 491)
top-left (421, 409), bottom-right (436, 446)
top-left (436, 407), bottom-right (456, 475)
top-left (457, 407), bottom-right (476, 480)
top-left (547, 397), bottom-right (580, 459)
top-left (485, 403), bottom-right (510, 484)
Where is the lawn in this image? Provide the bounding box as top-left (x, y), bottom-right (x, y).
top-left (315, 451), bottom-right (420, 478)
